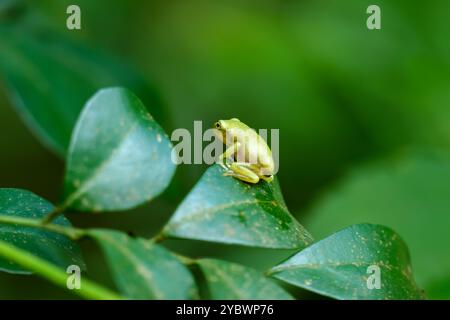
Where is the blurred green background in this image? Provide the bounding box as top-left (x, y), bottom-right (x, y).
top-left (0, 0), bottom-right (449, 299)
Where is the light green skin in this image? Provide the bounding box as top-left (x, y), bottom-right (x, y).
top-left (214, 118), bottom-right (275, 184)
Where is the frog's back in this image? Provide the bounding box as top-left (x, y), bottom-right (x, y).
top-left (241, 133), bottom-right (274, 168)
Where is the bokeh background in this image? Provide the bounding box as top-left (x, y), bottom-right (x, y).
top-left (0, 0), bottom-right (449, 299)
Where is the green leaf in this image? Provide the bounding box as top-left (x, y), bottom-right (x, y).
top-left (269, 224), bottom-right (424, 300)
top-left (62, 87), bottom-right (175, 212)
top-left (163, 165), bottom-right (312, 249)
top-left (305, 151), bottom-right (450, 299)
top-left (0, 188), bottom-right (85, 274)
top-left (0, 24), bottom-right (165, 156)
top-left (196, 258), bottom-right (293, 299)
top-left (89, 229), bottom-right (197, 299)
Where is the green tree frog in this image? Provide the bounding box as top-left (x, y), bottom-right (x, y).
top-left (214, 118), bottom-right (275, 184)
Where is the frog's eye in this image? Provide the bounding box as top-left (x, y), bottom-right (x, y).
top-left (214, 122), bottom-right (221, 129)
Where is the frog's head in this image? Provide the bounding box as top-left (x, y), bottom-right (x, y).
top-left (214, 118), bottom-right (241, 130)
top-left (213, 118), bottom-right (246, 143)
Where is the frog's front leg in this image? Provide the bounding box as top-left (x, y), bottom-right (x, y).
top-left (223, 162), bottom-right (260, 184)
top-left (218, 142), bottom-right (241, 170)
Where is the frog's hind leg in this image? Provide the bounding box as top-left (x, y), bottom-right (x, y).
top-left (223, 162), bottom-right (260, 184)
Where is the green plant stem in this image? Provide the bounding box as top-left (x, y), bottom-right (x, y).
top-left (150, 229), bottom-right (166, 243)
top-left (0, 214), bottom-right (85, 240)
top-left (0, 240), bottom-right (121, 300)
top-left (41, 206), bottom-right (64, 225)
top-left (172, 252), bottom-right (195, 265)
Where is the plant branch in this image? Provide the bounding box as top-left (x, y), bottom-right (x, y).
top-left (41, 206), bottom-right (65, 225)
top-left (150, 229), bottom-right (166, 243)
top-left (0, 214), bottom-right (85, 240)
top-left (172, 252), bottom-right (195, 265)
top-left (0, 240), bottom-right (121, 300)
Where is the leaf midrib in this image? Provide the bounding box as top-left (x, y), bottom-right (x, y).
top-left (200, 261), bottom-right (249, 299)
top-left (271, 260), bottom-right (412, 279)
top-left (64, 117), bottom-right (140, 208)
top-left (167, 199), bottom-right (291, 231)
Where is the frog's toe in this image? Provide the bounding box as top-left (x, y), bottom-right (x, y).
top-left (222, 170), bottom-right (233, 176)
top-left (218, 162), bottom-right (232, 171)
